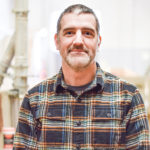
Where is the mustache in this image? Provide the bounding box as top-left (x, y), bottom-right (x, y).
top-left (68, 45), bottom-right (89, 53)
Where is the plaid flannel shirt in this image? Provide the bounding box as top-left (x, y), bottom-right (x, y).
top-left (13, 63), bottom-right (150, 149)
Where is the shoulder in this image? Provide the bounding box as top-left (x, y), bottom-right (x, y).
top-left (19, 74), bottom-right (59, 115)
top-left (21, 74), bottom-right (58, 112)
top-left (102, 71), bottom-right (145, 108)
top-left (24, 74), bottom-right (58, 103)
top-left (28, 74), bottom-right (57, 94)
top-left (103, 71), bottom-right (138, 95)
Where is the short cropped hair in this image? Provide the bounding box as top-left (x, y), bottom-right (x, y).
top-left (56, 4), bottom-right (100, 35)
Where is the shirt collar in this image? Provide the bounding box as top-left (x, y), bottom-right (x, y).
top-left (54, 62), bottom-right (105, 93)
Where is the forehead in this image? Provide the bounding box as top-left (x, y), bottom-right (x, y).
top-left (60, 13), bottom-right (97, 31)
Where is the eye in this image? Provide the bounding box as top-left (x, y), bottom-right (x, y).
top-left (66, 31), bottom-right (72, 35)
top-left (64, 31), bottom-right (74, 37)
top-left (85, 32), bottom-right (91, 35)
top-left (83, 30), bottom-right (94, 38)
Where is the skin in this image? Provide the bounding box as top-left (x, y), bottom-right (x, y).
top-left (55, 13), bottom-right (101, 86)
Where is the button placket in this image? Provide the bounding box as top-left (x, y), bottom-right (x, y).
top-left (76, 121), bottom-right (81, 126)
top-left (76, 97), bottom-right (82, 103)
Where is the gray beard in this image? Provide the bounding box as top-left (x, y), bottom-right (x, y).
top-left (65, 53), bottom-right (92, 71)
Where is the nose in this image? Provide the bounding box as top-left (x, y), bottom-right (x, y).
top-left (73, 30), bottom-right (83, 45)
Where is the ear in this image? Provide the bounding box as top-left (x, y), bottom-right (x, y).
top-left (54, 33), bottom-right (60, 50)
top-left (98, 36), bottom-right (101, 47)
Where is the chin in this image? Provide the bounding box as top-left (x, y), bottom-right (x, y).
top-left (66, 55), bottom-right (92, 70)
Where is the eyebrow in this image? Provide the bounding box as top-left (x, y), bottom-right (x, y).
top-left (63, 28), bottom-right (75, 32)
top-left (63, 27), bottom-right (96, 33)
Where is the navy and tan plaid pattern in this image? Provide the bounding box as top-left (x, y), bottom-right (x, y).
top-left (13, 63), bottom-right (150, 149)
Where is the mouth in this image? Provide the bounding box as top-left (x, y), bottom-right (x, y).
top-left (68, 49), bottom-right (88, 54)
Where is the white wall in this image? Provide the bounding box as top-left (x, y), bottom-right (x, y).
top-left (0, 0), bottom-right (150, 87)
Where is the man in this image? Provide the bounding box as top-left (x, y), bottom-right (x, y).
top-left (13, 4), bottom-right (150, 149)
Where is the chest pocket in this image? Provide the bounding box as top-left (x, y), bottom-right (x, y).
top-left (34, 103), bottom-right (66, 147)
top-left (92, 106), bottom-right (125, 148)
top-left (35, 103), bottom-right (66, 122)
top-left (46, 104), bottom-right (66, 121)
top-left (93, 107), bottom-right (123, 121)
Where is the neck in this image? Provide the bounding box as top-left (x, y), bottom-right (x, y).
top-left (62, 61), bottom-right (97, 86)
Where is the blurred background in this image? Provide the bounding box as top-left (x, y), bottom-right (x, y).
top-left (0, 0), bottom-right (150, 149)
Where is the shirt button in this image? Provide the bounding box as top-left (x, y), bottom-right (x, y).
top-left (107, 113), bottom-right (111, 117)
top-left (47, 112), bottom-right (52, 116)
top-left (76, 121), bottom-right (81, 126)
top-left (76, 144), bottom-right (80, 150)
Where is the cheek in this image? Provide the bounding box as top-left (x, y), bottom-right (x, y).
top-left (88, 43), bottom-right (98, 56)
top-left (84, 39), bottom-right (97, 47)
top-left (59, 44), bottom-right (68, 56)
top-left (60, 39), bottom-right (72, 49)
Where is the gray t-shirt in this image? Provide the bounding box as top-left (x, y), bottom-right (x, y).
top-left (66, 81), bottom-right (92, 95)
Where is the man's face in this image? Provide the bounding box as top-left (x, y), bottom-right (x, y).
top-left (55, 13), bottom-right (101, 70)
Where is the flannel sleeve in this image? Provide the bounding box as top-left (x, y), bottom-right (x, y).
top-left (126, 89), bottom-right (150, 149)
top-left (13, 94), bottom-right (37, 150)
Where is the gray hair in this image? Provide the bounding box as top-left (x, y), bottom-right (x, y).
top-left (56, 4), bottom-right (100, 35)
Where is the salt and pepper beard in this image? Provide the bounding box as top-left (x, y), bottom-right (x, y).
top-left (64, 45), bottom-right (96, 71)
